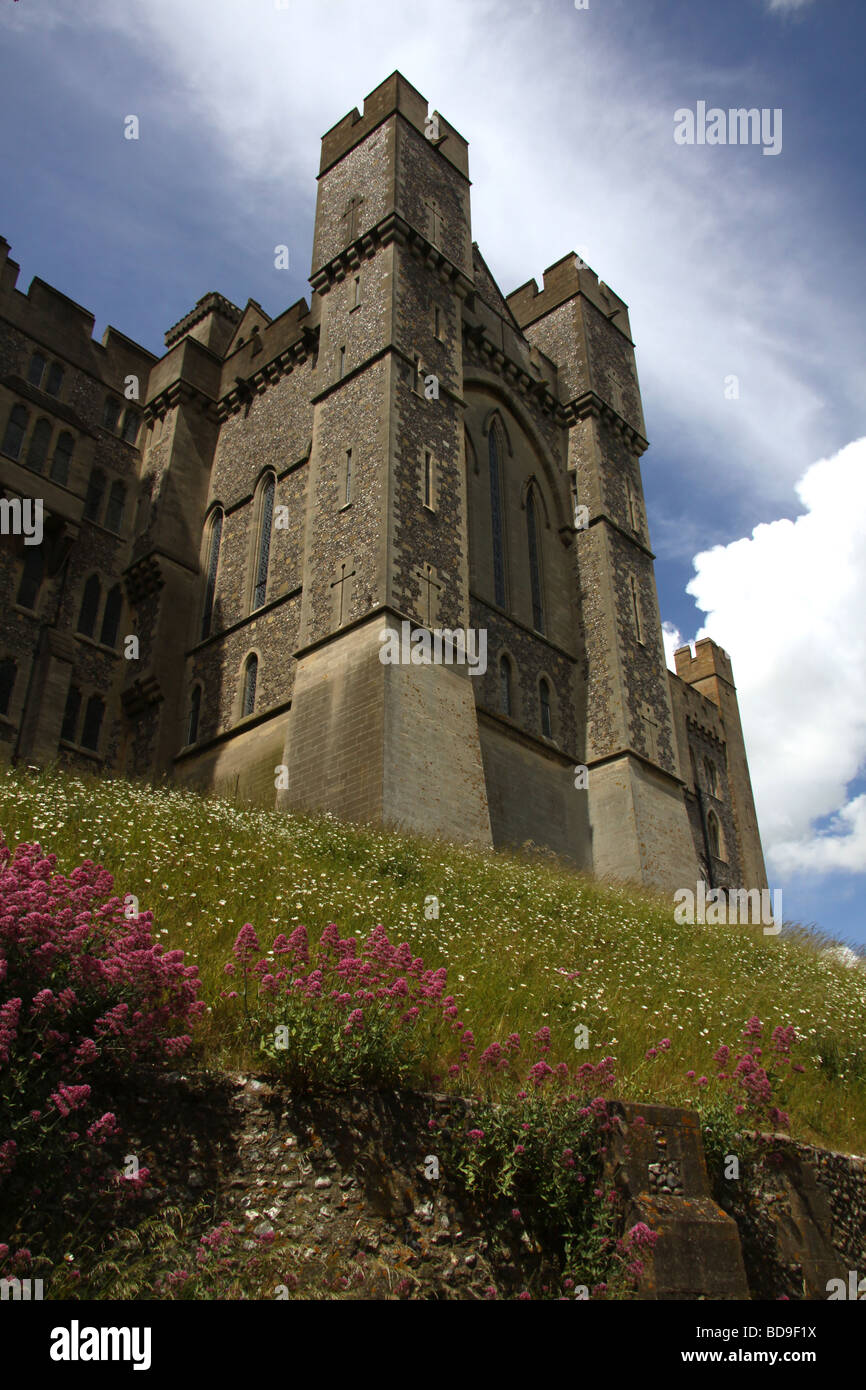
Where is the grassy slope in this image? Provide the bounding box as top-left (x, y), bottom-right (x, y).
top-left (2, 762), bottom-right (866, 1152)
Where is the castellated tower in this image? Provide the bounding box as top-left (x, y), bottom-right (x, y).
top-left (0, 72), bottom-right (769, 897)
top-left (507, 260), bottom-right (702, 889)
top-left (279, 73), bottom-right (491, 842)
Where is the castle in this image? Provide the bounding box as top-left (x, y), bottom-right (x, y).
top-left (0, 72), bottom-right (767, 896)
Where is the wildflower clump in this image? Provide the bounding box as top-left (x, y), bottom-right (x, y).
top-left (221, 920), bottom-right (452, 1088)
top-left (0, 840), bottom-right (205, 1250)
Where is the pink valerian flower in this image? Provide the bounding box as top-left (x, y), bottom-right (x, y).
top-left (625, 1222), bottom-right (658, 1250)
top-left (86, 1113), bottom-right (119, 1145)
top-left (479, 1042), bottom-right (504, 1070)
top-left (74, 1038), bottom-right (99, 1066)
top-left (232, 924), bottom-right (260, 965)
top-left (0, 1139), bottom-right (17, 1178)
top-left (343, 1009), bottom-right (364, 1034)
top-left (529, 1060), bottom-right (554, 1088)
top-left (467, 1129), bottom-right (485, 1142)
top-left (771, 1025), bottom-right (797, 1055)
top-left (533, 1026), bottom-right (551, 1054)
top-left (743, 1016), bottom-right (763, 1040)
top-left (49, 1084), bottom-right (91, 1117)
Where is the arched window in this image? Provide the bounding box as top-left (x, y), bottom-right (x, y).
top-left (704, 758), bottom-right (718, 796)
top-left (102, 397), bottom-right (121, 432)
top-left (201, 508), bottom-right (223, 640)
top-left (60, 685), bottom-right (81, 744)
top-left (242, 654), bottom-right (258, 718)
top-left (27, 353), bottom-right (46, 388)
top-left (526, 485), bottom-right (544, 634)
top-left (99, 584), bottom-right (122, 647)
top-left (121, 409), bottom-right (140, 444)
top-left (16, 548), bottom-right (43, 610)
top-left (488, 426), bottom-right (506, 608)
top-left (83, 468), bottom-right (106, 523)
top-left (45, 363), bottom-right (64, 397)
top-left (26, 418), bottom-right (52, 471)
top-left (104, 479), bottom-right (126, 533)
top-left (2, 403), bottom-right (29, 460)
top-left (77, 575), bottom-right (102, 638)
top-left (0, 659), bottom-right (16, 717)
top-left (80, 695), bottom-right (105, 752)
top-left (252, 474), bottom-right (275, 611)
top-left (50, 430), bottom-right (74, 486)
top-left (500, 654), bottom-right (513, 717)
top-left (539, 678), bottom-right (552, 739)
top-left (187, 684), bottom-right (202, 746)
top-left (707, 810), bottom-right (721, 859)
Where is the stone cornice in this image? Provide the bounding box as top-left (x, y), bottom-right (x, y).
top-left (462, 323), bottom-right (560, 423)
top-left (143, 379), bottom-right (221, 425)
top-left (218, 329), bottom-right (318, 420)
top-left (310, 212), bottom-right (474, 301)
top-left (565, 391), bottom-right (649, 455)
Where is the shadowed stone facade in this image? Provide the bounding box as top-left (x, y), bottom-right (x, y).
top-left (0, 71), bottom-right (767, 895)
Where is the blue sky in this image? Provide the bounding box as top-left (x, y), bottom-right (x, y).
top-left (1, 0), bottom-right (864, 948)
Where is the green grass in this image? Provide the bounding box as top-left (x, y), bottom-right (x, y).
top-left (2, 761), bottom-right (866, 1152)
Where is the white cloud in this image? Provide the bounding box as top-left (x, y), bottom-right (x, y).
top-left (668, 438), bottom-right (866, 876)
top-left (767, 0), bottom-right (817, 12)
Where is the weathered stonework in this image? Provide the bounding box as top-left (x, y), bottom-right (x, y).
top-left (0, 71), bottom-right (767, 895)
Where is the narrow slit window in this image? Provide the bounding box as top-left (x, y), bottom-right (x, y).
top-left (539, 679), bottom-right (552, 739)
top-left (45, 363), bottom-right (64, 397)
top-left (488, 426), bottom-right (506, 608)
top-left (80, 695), bottom-right (105, 752)
top-left (83, 468), bottom-right (106, 523)
top-left (99, 585), bottom-right (122, 648)
top-left (242, 654), bottom-right (258, 718)
top-left (27, 353), bottom-right (45, 388)
top-left (201, 509), bottom-right (223, 640)
top-left (253, 476), bottom-right (275, 610)
top-left (526, 486), bottom-right (544, 633)
top-left (60, 685), bottom-right (82, 744)
top-left (104, 479), bottom-right (126, 533)
top-left (26, 418), bottom-right (52, 472)
top-left (187, 685), bottom-right (202, 746)
top-left (423, 451), bottom-right (432, 509)
top-left (50, 430), bottom-right (74, 486)
top-left (2, 404), bottom-right (29, 460)
top-left (630, 575), bottom-right (643, 644)
top-left (500, 655), bottom-right (513, 717)
top-left (345, 449), bottom-right (352, 506)
top-left (77, 575), bottom-right (102, 638)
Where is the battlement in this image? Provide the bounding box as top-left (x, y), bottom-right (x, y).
top-left (318, 70), bottom-right (469, 180)
top-left (165, 292), bottom-right (243, 353)
top-left (0, 237), bottom-right (156, 380)
top-left (506, 252), bottom-right (631, 337)
top-left (674, 638), bottom-right (735, 688)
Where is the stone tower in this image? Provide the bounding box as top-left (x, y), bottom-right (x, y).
top-left (280, 74), bottom-right (491, 844)
top-left (507, 260), bottom-right (701, 888)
